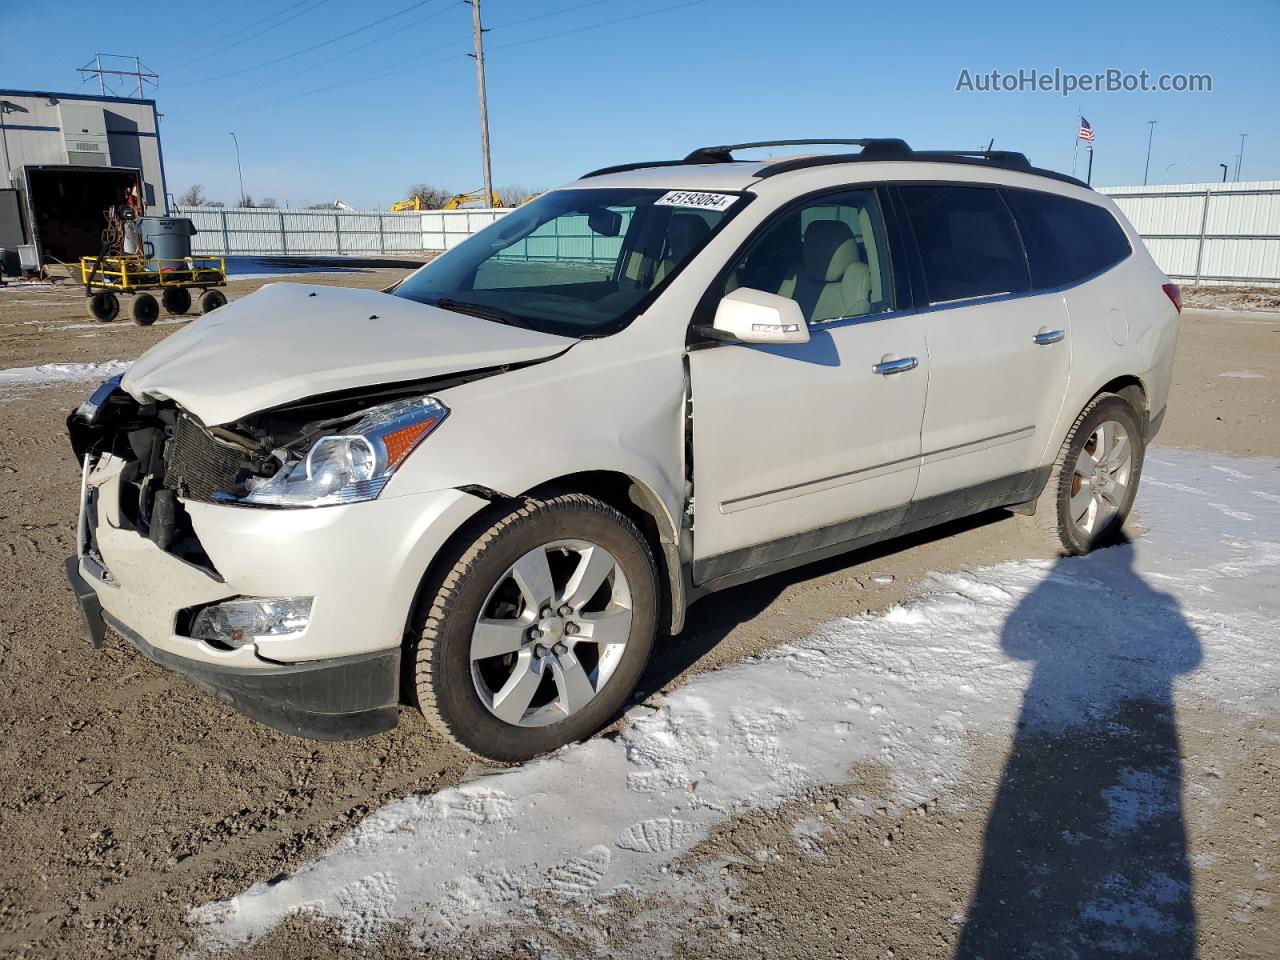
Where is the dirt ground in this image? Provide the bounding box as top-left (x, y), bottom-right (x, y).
top-left (0, 271), bottom-right (1277, 958)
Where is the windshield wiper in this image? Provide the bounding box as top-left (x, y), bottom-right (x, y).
top-left (427, 297), bottom-right (532, 329)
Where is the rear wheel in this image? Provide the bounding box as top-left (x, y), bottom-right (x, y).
top-left (86, 291), bottom-right (119, 323)
top-left (1030, 393), bottom-right (1145, 555)
top-left (161, 286), bottom-right (192, 315)
top-left (411, 494), bottom-right (658, 761)
top-left (130, 293), bottom-right (159, 326)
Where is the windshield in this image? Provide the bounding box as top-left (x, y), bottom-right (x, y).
top-left (392, 187), bottom-right (744, 338)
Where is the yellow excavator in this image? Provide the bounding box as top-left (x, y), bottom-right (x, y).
top-left (390, 189), bottom-right (541, 212)
top-left (391, 189), bottom-right (501, 212)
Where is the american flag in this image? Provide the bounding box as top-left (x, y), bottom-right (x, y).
top-left (1078, 117), bottom-right (1095, 144)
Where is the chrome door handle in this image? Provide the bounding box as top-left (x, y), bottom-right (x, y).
top-left (872, 355), bottom-right (918, 375)
top-left (1033, 329), bottom-right (1066, 345)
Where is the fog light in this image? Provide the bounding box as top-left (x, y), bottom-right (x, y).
top-left (189, 597), bottom-right (312, 649)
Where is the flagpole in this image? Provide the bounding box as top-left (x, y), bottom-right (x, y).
top-left (1072, 110), bottom-right (1081, 177)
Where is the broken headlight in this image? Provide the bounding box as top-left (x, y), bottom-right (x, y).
top-left (234, 396), bottom-right (449, 507)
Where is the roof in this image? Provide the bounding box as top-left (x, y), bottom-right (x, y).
top-left (0, 88), bottom-right (156, 107)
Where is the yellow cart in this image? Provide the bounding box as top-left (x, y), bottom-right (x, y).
top-left (80, 254), bottom-right (229, 325)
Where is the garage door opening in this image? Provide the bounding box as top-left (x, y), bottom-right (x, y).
top-left (24, 165), bottom-right (141, 265)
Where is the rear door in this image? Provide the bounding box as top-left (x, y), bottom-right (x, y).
top-left (895, 183), bottom-right (1072, 505)
top-left (688, 188), bottom-right (929, 582)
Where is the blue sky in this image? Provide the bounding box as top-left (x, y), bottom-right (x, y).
top-left (5, 0), bottom-right (1277, 208)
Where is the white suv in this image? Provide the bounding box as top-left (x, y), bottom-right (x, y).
top-left (66, 139), bottom-right (1181, 760)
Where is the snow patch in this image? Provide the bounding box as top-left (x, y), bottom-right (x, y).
top-left (190, 447), bottom-right (1280, 952)
top-left (0, 360), bottom-right (128, 390)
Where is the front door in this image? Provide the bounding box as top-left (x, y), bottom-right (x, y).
top-left (688, 189), bottom-right (929, 583)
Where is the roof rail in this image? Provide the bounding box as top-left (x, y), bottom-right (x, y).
top-left (579, 138), bottom-right (913, 179)
top-left (682, 139), bottom-right (912, 163)
top-left (579, 140), bottom-right (1090, 190)
top-left (757, 148), bottom-right (1089, 189)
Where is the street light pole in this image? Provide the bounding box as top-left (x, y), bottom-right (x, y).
top-left (1162, 163), bottom-right (1177, 183)
top-left (229, 132), bottom-right (246, 207)
top-left (1143, 120), bottom-right (1158, 185)
top-left (1218, 163), bottom-right (1228, 183)
top-left (468, 0), bottom-right (495, 207)
top-left (1236, 133), bottom-right (1248, 182)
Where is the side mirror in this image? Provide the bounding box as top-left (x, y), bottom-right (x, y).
top-left (709, 288), bottom-right (809, 344)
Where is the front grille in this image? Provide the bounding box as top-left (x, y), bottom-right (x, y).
top-left (163, 416), bottom-right (249, 501)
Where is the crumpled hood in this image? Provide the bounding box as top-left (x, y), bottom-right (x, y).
top-left (122, 283), bottom-right (573, 425)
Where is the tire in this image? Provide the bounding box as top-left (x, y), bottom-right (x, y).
top-left (1030, 393), bottom-right (1145, 555)
top-left (200, 289), bottom-right (228, 314)
top-left (161, 286), bottom-right (192, 315)
top-left (86, 292), bottom-right (119, 323)
top-left (411, 493), bottom-right (659, 761)
top-left (130, 293), bottom-right (159, 326)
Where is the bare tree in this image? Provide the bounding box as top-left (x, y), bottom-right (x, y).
top-left (239, 193), bottom-right (254, 208)
top-left (177, 184), bottom-right (207, 206)
top-left (405, 184), bottom-right (452, 209)
top-left (495, 185), bottom-right (540, 207)
top-left (259, 197), bottom-right (279, 209)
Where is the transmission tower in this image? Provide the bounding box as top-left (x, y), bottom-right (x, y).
top-left (77, 54), bottom-right (158, 99)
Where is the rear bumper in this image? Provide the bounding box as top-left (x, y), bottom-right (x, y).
top-left (66, 556), bottom-right (400, 740)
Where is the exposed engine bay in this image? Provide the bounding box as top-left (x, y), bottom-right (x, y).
top-left (67, 366), bottom-right (509, 570)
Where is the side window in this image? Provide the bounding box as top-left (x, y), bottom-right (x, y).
top-left (898, 185), bottom-right (1030, 304)
top-left (722, 189), bottom-right (893, 324)
top-left (1005, 190), bottom-right (1132, 288)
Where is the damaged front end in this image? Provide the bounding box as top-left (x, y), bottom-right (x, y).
top-left (67, 376), bottom-right (461, 574)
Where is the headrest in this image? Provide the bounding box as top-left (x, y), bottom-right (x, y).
top-left (666, 213), bottom-right (712, 261)
top-left (803, 219), bottom-right (861, 282)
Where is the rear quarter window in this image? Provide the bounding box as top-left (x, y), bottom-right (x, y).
top-left (1005, 190), bottom-right (1132, 288)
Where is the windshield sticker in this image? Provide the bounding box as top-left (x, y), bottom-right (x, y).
top-left (654, 190), bottom-right (738, 212)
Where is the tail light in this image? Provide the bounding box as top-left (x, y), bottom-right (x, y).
top-left (1162, 282), bottom-right (1182, 314)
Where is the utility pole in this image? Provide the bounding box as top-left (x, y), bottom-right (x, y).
top-left (229, 132), bottom-right (246, 207)
top-left (1236, 133), bottom-right (1248, 182)
top-left (1143, 120), bottom-right (1158, 185)
top-left (468, 0), bottom-right (494, 207)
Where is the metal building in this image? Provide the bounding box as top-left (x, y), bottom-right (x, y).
top-left (0, 88), bottom-right (168, 272)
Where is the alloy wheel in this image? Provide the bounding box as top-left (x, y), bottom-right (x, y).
top-left (1068, 418), bottom-right (1133, 536)
top-left (469, 539), bottom-right (633, 727)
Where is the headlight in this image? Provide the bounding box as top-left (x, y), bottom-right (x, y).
top-left (234, 396), bottom-right (448, 507)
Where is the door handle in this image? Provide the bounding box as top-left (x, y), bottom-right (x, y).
top-left (1033, 329), bottom-right (1066, 345)
top-left (872, 355), bottom-right (918, 375)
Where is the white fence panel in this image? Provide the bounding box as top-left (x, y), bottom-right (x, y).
top-left (179, 187), bottom-right (1280, 286)
top-left (1100, 181), bottom-right (1280, 285)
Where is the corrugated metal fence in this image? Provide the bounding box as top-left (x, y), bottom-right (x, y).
top-left (180, 183), bottom-right (1280, 286)
top-left (174, 206), bottom-right (507, 256)
top-left (1098, 181), bottom-right (1280, 286)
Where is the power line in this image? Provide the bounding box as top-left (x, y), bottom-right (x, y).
top-left (489, 0), bottom-right (615, 31)
top-left (181, 0), bottom-right (706, 121)
top-left (154, 0), bottom-right (333, 70)
top-left (488, 0), bottom-right (707, 53)
top-left (168, 0), bottom-right (446, 89)
top-left (204, 1), bottom-right (459, 101)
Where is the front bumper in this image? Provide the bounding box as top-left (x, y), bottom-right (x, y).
top-left (69, 452), bottom-right (489, 739)
top-left (67, 556), bottom-right (399, 738)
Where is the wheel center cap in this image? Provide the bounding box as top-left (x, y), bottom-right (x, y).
top-left (540, 616), bottom-right (565, 641)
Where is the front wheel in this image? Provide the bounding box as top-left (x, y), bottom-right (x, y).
top-left (1031, 393), bottom-right (1145, 555)
top-left (411, 494), bottom-right (658, 761)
